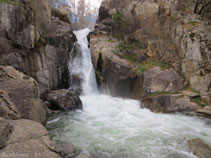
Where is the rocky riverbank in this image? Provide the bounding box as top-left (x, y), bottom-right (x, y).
top-left (90, 0), bottom-right (211, 156)
top-left (0, 0), bottom-right (83, 157)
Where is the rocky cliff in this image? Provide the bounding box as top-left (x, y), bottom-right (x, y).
top-left (91, 0), bottom-right (211, 117)
top-left (0, 0), bottom-right (83, 157)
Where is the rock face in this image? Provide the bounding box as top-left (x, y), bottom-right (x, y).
top-left (96, 0), bottom-right (211, 111)
top-left (90, 35), bottom-right (136, 97)
top-left (188, 138), bottom-right (211, 158)
top-left (0, 0), bottom-right (76, 93)
top-left (0, 66), bottom-right (46, 124)
top-left (132, 67), bottom-right (183, 100)
top-left (46, 89), bottom-right (83, 111)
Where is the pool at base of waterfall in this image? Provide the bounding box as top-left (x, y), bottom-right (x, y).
top-left (46, 94), bottom-right (211, 158)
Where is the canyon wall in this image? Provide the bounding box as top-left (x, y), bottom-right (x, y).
top-left (91, 0), bottom-right (211, 116)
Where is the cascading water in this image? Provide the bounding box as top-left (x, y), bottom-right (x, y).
top-left (47, 1), bottom-right (211, 158)
top-left (47, 28), bottom-right (211, 158)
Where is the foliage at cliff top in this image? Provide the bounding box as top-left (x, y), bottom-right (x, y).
top-left (0, 0), bottom-right (17, 4)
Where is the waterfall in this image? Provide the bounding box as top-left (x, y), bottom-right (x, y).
top-left (70, 28), bottom-right (98, 94)
top-left (47, 1), bottom-right (211, 158)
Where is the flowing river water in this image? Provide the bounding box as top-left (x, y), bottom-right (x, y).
top-left (46, 28), bottom-right (211, 158)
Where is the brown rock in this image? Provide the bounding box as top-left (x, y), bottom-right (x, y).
top-left (188, 138), bottom-right (211, 158)
top-left (47, 89), bottom-right (82, 111)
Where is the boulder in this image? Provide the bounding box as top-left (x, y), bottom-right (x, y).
top-left (52, 8), bottom-right (70, 23)
top-left (143, 94), bottom-right (200, 113)
top-left (188, 138), bottom-right (211, 158)
top-left (132, 67), bottom-right (183, 100)
top-left (0, 66), bottom-right (46, 124)
top-left (90, 35), bottom-right (136, 97)
top-left (0, 119), bottom-right (61, 158)
top-left (46, 89), bottom-right (82, 111)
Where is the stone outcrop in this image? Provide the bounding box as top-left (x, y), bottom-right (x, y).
top-left (0, 66), bottom-right (46, 124)
top-left (188, 138), bottom-right (211, 158)
top-left (46, 89), bottom-right (82, 111)
top-left (0, 119), bottom-right (81, 158)
top-left (90, 35), bottom-right (136, 97)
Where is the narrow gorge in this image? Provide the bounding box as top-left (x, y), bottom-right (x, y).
top-left (0, 0), bottom-right (211, 158)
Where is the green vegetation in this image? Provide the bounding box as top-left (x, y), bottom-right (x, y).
top-left (149, 91), bottom-right (178, 97)
top-left (118, 41), bottom-right (140, 52)
top-left (0, 0), bottom-right (17, 4)
top-left (133, 60), bottom-right (171, 76)
top-left (188, 20), bottom-right (200, 26)
top-left (190, 97), bottom-right (208, 107)
top-left (113, 9), bottom-right (124, 24)
top-left (112, 10), bottom-right (126, 39)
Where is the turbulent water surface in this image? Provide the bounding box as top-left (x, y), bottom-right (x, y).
top-left (46, 28), bottom-right (211, 158)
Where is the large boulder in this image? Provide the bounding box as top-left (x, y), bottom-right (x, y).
top-left (0, 66), bottom-right (46, 124)
top-left (132, 67), bottom-right (183, 100)
top-left (0, 119), bottom-right (61, 158)
top-left (46, 89), bottom-right (82, 111)
top-left (90, 35), bottom-right (136, 97)
top-left (188, 138), bottom-right (211, 158)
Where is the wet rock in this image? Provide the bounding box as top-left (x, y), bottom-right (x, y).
top-left (0, 119), bottom-right (61, 158)
top-left (132, 67), bottom-right (183, 100)
top-left (90, 35), bottom-right (136, 97)
top-left (0, 66), bottom-right (46, 124)
top-left (58, 142), bottom-right (81, 158)
top-left (143, 95), bottom-right (200, 113)
top-left (69, 43), bottom-right (83, 94)
top-left (188, 138), bottom-right (211, 158)
top-left (46, 89), bottom-right (82, 111)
